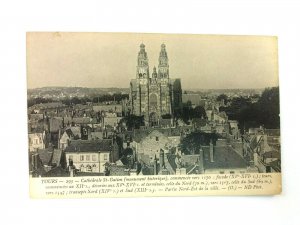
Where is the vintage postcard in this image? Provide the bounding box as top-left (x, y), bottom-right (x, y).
top-left (27, 32), bottom-right (281, 198)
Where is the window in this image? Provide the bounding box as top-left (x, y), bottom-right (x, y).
top-left (92, 155), bottom-right (96, 161)
top-left (86, 165), bottom-right (92, 172)
top-left (156, 136), bottom-right (159, 141)
top-left (104, 154), bottom-right (108, 160)
top-left (86, 155), bottom-right (90, 161)
top-left (80, 164), bottom-right (85, 172)
top-left (80, 155), bottom-right (84, 161)
top-left (230, 171), bottom-right (235, 174)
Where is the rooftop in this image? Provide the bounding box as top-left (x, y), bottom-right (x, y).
top-left (65, 139), bottom-right (114, 153)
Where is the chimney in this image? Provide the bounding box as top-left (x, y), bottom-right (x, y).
top-left (210, 140), bottom-right (214, 162)
top-left (159, 149), bottom-right (165, 169)
top-left (58, 128), bottom-right (61, 149)
top-left (69, 159), bottom-right (74, 177)
top-left (198, 148), bottom-right (204, 174)
top-left (153, 155), bottom-right (158, 175)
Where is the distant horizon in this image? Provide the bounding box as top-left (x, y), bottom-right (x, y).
top-left (27, 85), bottom-right (278, 91)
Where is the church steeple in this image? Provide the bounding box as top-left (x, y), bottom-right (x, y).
top-left (137, 43), bottom-right (149, 79)
top-left (158, 43), bottom-right (169, 79)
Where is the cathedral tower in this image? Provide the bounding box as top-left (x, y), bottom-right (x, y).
top-left (137, 43), bottom-right (149, 79)
top-left (158, 44), bottom-right (169, 79)
top-left (129, 43), bottom-right (182, 127)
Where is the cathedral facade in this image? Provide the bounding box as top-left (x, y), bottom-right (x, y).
top-left (129, 43), bottom-right (182, 126)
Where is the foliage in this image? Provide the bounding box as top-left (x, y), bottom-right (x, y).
top-left (120, 115), bottom-right (145, 131)
top-left (91, 93), bottom-right (129, 103)
top-left (219, 87), bottom-right (280, 131)
top-left (27, 97), bottom-right (58, 107)
top-left (28, 93), bottom-right (129, 107)
top-left (179, 131), bottom-right (218, 155)
top-left (175, 102), bottom-right (207, 124)
top-left (216, 94), bottom-right (228, 105)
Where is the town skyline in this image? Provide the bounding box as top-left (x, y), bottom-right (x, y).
top-left (27, 33), bottom-right (279, 89)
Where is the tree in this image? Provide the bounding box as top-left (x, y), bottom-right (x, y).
top-left (218, 87), bottom-right (280, 131)
top-left (193, 106), bottom-right (207, 119)
top-left (257, 87), bottom-right (280, 129)
top-left (216, 94), bottom-right (228, 105)
top-left (120, 115), bottom-right (145, 130)
top-left (179, 131), bottom-right (218, 155)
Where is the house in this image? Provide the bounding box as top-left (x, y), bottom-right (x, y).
top-left (92, 104), bottom-right (123, 116)
top-left (229, 120), bottom-right (240, 139)
top-left (29, 148), bottom-right (67, 177)
top-left (65, 139), bottom-right (119, 174)
top-left (103, 113), bottom-right (123, 128)
top-left (63, 116), bottom-right (99, 128)
top-left (242, 128), bottom-right (281, 173)
top-left (28, 128), bottom-right (48, 152)
top-left (28, 102), bottom-right (67, 114)
top-left (59, 126), bottom-right (81, 150)
top-left (136, 130), bottom-right (179, 165)
top-left (166, 143), bottom-right (250, 175)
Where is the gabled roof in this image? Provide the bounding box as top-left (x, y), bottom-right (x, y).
top-left (49, 117), bottom-right (63, 132)
top-left (65, 126), bottom-right (81, 139)
top-left (28, 127), bottom-right (45, 134)
top-left (37, 148), bottom-right (53, 166)
top-left (44, 166), bottom-right (69, 177)
top-left (204, 146), bottom-right (247, 169)
top-left (51, 149), bottom-right (63, 166)
top-left (65, 139), bottom-right (114, 153)
top-left (64, 117), bottom-right (95, 125)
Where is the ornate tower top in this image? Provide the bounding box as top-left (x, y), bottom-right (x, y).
top-left (137, 43), bottom-right (149, 79)
top-left (138, 43), bottom-right (148, 65)
top-left (159, 43), bottom-right (168, 59)
top-left (158, 43), bottom-right (169, 78)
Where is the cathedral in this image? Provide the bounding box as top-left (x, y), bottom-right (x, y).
top-left (129, 43), bottom-right (182, 126)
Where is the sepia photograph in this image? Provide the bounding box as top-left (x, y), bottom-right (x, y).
top-left (27, 32), bottom-right (281, 197)
top-left (3, 0), bottom-right (300, 224)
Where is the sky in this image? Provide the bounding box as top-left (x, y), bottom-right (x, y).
top-left (27, 32), bottom-right (279, 90)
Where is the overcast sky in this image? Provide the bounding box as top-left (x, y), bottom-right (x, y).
top-left (27, 32), bottom-right (279, 90)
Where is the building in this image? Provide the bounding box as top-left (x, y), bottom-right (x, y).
top-left (29, 147), bottom-right (67, 177)
top-left (135, 129), bottom-right (180, 165)
top-left (182, 93), bottom-right (204, 108)
top-left (102, 112), bottom-right (123, 128)
top-left (242, 128), bottom-right (281, 173)
top-left (28, 128), bottom-right (48, 152)
top-left (59, 126), bottom-right (81, 150)
top-left (129, 43), bottom-right (182, 126)
top-left (65, 139), bottom-right (119, 173)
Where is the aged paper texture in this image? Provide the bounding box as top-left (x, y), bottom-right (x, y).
top-left (27, 32), bottom-right (281, 198)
